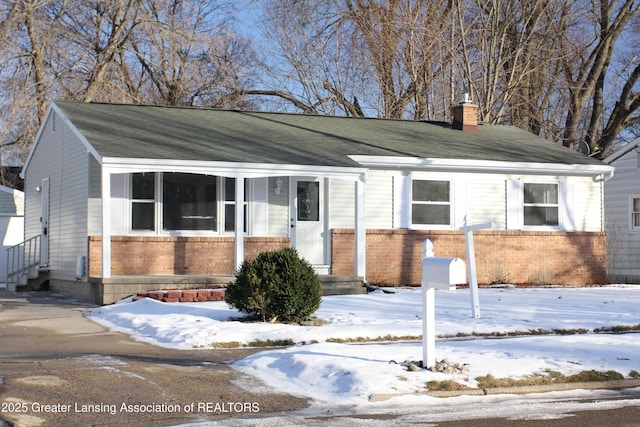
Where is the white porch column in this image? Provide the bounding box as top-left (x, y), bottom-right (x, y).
top-left (101, 167), bottom-right (112, 278)
top-left (355, 174), bottom-right (366, 278)
top-left (234, 176), bottom-right (245, 272)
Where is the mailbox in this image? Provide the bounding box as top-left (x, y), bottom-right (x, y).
top-left (422, 257), bottom-right (466, 290)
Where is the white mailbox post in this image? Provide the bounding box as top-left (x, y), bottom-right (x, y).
top-left (421, 240), bottom-right (466, 369)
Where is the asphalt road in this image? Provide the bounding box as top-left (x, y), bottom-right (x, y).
top-left (2, 289), bottom-right (640, 427)
top-left (0, 290), bottom-right (308, 426)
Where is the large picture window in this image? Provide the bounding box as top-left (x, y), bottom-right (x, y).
top-left (523, 183), bottom-right (558, 226)
top-left (411, 180), bottom-right (450, 226)
top-left (163, 173), bottom-right (217, 231)
top-left (131, 173), bottom-right (246, 233)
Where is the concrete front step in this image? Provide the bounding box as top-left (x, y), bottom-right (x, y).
top-left (320, 275), bottom-right (365, 295)
top-left (131, 275), bottom-right (365, 303)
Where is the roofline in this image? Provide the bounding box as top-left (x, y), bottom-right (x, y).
top-left (101, 157), bottom-right (367, 181)
top-left (20, 102), bottom-right (102, 179)
top-left (603, 138), bottom-right (640, 164)
top-left (349, 155), bottom-right (615, 180)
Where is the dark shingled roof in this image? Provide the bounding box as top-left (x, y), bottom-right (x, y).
top-left (55, 101), bottom-right (605, 168)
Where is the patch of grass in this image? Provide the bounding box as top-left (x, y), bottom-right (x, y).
top-left (594, 324), bottom-right (640, 333)
top-left (472, 369), bottom-right (624, 389)
top-left (565, 370), bottom-right (623, 382)
top-left (210, 338), bottom-right (295, 348)
top-left (552, 328), bottom-right (589, 335)
top-left (426, 380), bottom-right (471, 391)
top-left (326, 334), bottom-right (421, 343)
top-left (476, 371), bottom-right (560, 388)
top-left (247, 339), bottom-right (296, 347)
top-left (211, 341), bottom-right (241, 349)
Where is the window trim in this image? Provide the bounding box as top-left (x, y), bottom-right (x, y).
top-left (128, 173), bottom-right (249, 236)
top-left (629, 195), bottom-right (640, 231)
top-left (408, 177), bottom-right (453, 229)
top-left (521, 181), bottom-right (561, 230)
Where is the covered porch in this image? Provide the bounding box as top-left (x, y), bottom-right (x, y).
top-left (92, 160), bottom-right (368, 304)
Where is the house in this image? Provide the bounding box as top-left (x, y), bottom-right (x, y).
top-left (0, 185), bottom-right (24, 285)
top-left (17, 99), bottom-right (614, 304)
top-left (604, 138), bottom-right (640, 282)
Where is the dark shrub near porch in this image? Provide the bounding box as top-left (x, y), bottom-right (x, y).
top-left (225, 247), bottom-right (322, 323)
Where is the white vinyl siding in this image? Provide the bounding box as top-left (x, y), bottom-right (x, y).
top-left (329, 171), bottom-right (394, 230)
top-left (604, 144), bottom-right (640, 280)
top-left (466, 175), bottom-right (505, 229)
top-left (365, 171), bottom-right (394, 229)
top-left (268, 177), bottom-right (289, 237)
top-left (328, 178), bottom-right (355, 229)
top-left (23, 111), bottom-right (90, 282)
top-left (0, 187), bottom-right (23, 282)
top-left (250, 177), bottom-right (268, 237)
top-left (504, 177), bottom-right (601, 231)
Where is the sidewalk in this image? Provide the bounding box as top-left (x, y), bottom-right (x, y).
top-left (0, 290), bottom-right (308, 426)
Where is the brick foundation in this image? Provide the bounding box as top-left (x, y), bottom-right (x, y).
top-left (89, 236), bottom-right (290, 276)
top-left (331, 229), bottom-right (607, 286)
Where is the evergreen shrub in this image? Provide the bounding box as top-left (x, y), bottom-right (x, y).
top-left (225, 247), bottom-right (322, 323)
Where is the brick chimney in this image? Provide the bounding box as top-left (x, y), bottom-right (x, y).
top-left (451, 93), bottom-right (478, 132)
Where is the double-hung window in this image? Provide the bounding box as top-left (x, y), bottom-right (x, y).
top-left (631, 197), bottom-right (640, 230)
top-left (523, 183), bottom-right (559, 227)
top-left (223, 177), bottom-right (248, 233)
top-left (131, 173), bottom-right (156, 231)
top-left (411, 180), bottom-right (451, 226)
top-left (131, 172), bottom-right (247, 234)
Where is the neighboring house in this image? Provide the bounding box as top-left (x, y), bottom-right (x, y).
top-left (0, 185), bottom-right (24, 284)
top-left (18, 99), bottom-right (614, 304)
top-left (604, 139), bottom-right (640, 282)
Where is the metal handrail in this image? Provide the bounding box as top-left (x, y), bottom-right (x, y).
top-left (6, 235), bottom-right (40, 286)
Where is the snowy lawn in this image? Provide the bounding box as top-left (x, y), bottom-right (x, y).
top-left (88, 285), bottom-right (640, 405)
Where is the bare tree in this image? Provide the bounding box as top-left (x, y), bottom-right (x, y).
top-left (560, 0), bottom-right (639, 154)
top-left (127, 0), bottom-right (256, 108)
top-left (0, 0), bottom-right (257, 172)
top-left (258, 0), bottom-right (454, 118)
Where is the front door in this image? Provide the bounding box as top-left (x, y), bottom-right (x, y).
top-left (40, 177), bottom-right (50, 266)
top-left (290, 177), bottom-right (327, 271)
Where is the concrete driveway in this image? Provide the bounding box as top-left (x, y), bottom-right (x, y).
top-left (0, 290), bottom-right (307, 427)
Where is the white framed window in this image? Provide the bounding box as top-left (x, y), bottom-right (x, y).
top-left (507, 180), bottom-right (565, 230)
top-left (631, 196), bottom-right (640, 230)
top-left (130, 173), bottom-right (248, 234)
top-left (410, 179), bottom-right (451, 226)
top-left (223, 177), bottom-right (248, 233)
top-left (131, 172), bottom-right (156, 231)
top-left (523, 183), bottom-right (559, 227)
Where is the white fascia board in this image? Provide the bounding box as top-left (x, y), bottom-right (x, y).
top-left (348, 155), bottom-right (614, 179)
top-left (101, 157), bottom-right (367, 181)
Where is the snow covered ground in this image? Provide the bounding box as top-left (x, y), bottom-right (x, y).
top-left (88, 285), bottom-right (640, 406)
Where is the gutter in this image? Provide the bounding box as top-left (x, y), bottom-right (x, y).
top-left (349, 155), bottom-right (615, 179)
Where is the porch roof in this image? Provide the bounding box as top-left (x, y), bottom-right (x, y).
top-left (53, 101), bottom-right (606, 169)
